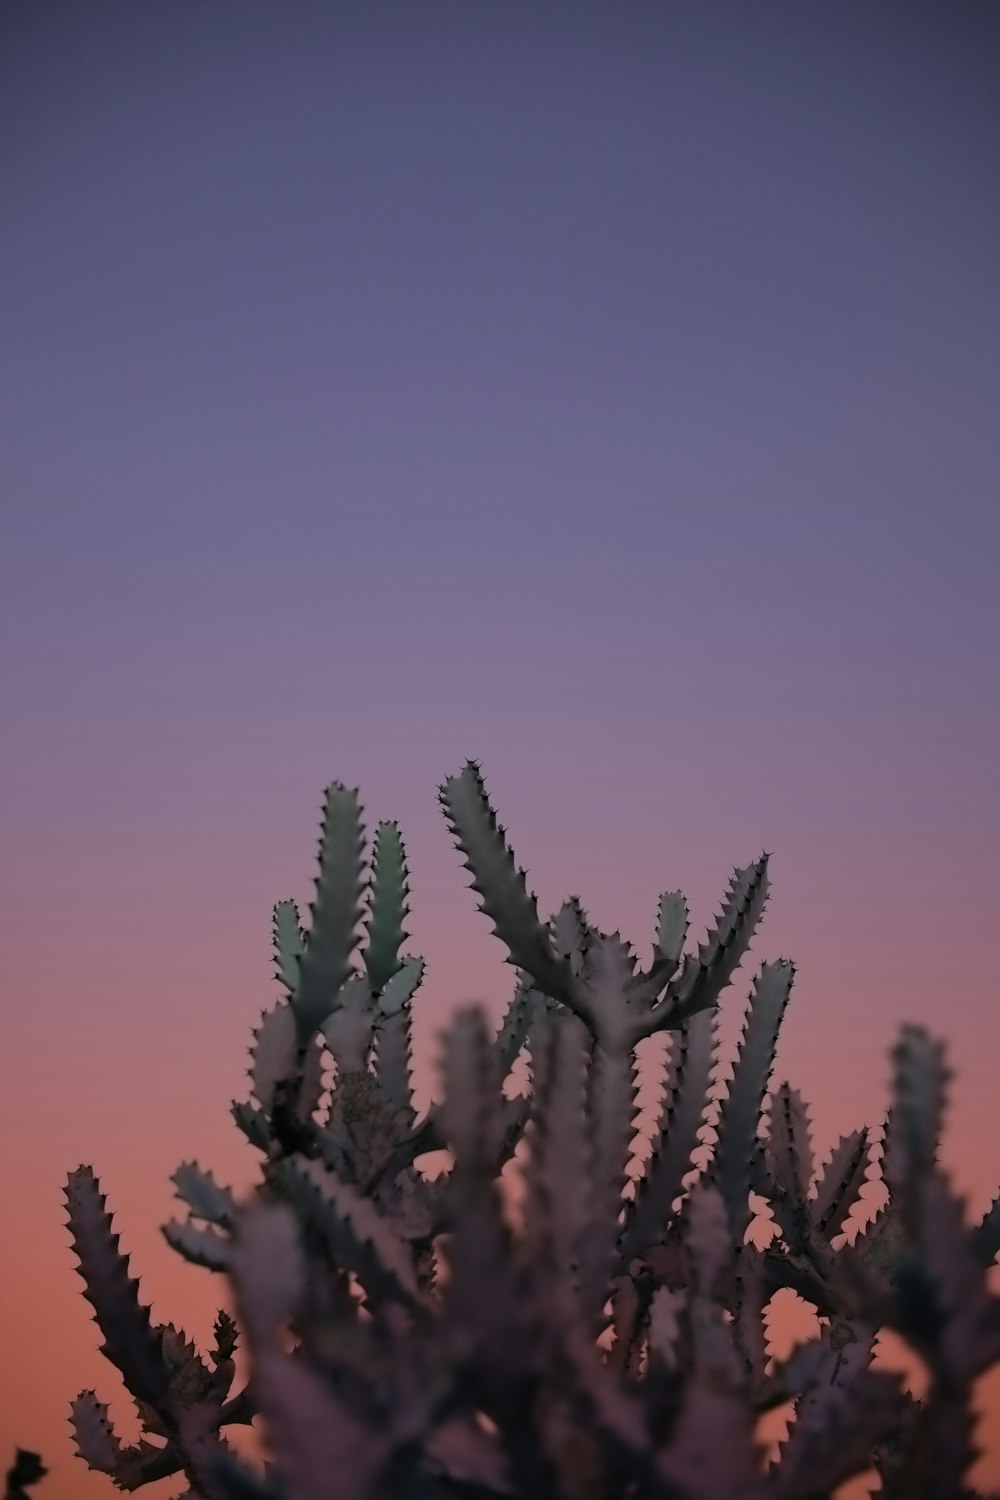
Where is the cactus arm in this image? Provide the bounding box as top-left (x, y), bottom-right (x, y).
top-left (363, 820), bottom-right (410, 996)
top-left (881, 1024), bottom-right (948, 1211)
top-left (633, 855), bottom-right (770, 1042)
top-left (228, 1201), bottom-right (387, 1500)
top-left (901, 1166), bottom-right (1000, 1385)
top-left (248, 1002), bottom-right (298, 1113)
top-left (69, 1392), bottom-right (122, 1475)
top-left (295, 1038), bottom-right (325, 1125)
top-left (212, 1309), bottom-right (238, 1365)
top-left (438, 761), bottom-right (579, 1013)
top-left (273, 1156), bottom-right (424, 1312)
top-left (653, 889), bottom-right (688, 971)
top-left (655, 1185), bottom-right (767, 1499)
top-left (881, 1028), bottom-right (1000, 1382)
top-left (521, 1007), bottom-right (592, 1299)
top-left (232, 1200), bottom-right (307, 1368)
top-left (578, 1035), bottom-right (640, 1334)
top-left (732, 1247), bottom-right (768, 1389)
top-left (230, 1100), bottom-right (271, 1153)
top-left (843, 1029), bottom-right (1000, 1490)
top-left (351, 955), bottom-right (424, 1133)
top-left (217, 1384), bottom-right (255, 1429)
top-left (162, 1221), bottom-right (231, 1271)
top-left (248, 1002), bottom-right (323, 1125)
top-left (881, 1169), bottom-right (1000, 1493)
top-left (710, 959), bottom-right (795, 1246)
top-left (244, 1002), bottom-right (324, 1165)
top-left (809, 1127), bottom-right (870, 1240)
top-left (64, 1184), bottom-right (233, 1499)
top-left (371, 1006), bottom-right (416, 1128)
top-left (293, 782), bottom-right (367, 1040)
top-left (68, 1395), bottom-right (209, 1494)
top-left (64, 1166), bottom-right (170, 1409)
top-left (272, 901), bottom-right (305, 995)
top-left (708, 858), bottom-right (770, 969)
top-left (372, 954), bottom-right (424, 1018)
top-left (764, 1083), bottom-right (813, 1205)
top-left (439, 1009), bottom-right (544, 1389)
top-left (769, 1326), bottom-right (905, 1498)
top-left (498, 1090), bottom-right (532, 1168)
top-left (634, 890), bottom-right (689, 999)
top-left (549, 896), bottom-right (590, 976)
top-left (170, 1163), bottom-right (238, 1228)
top-left (494, 972), bottom-right (541, 1078)
top-left (116, 1444), bottom-right (187, 1493)
top-left (619, 1006), bottom-right (718, 1267)
top-left (440, 1005), bottom-right (507, 1186)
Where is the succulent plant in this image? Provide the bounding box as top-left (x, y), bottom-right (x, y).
top-left (56, 761), bottom-right (1000, 1499)
top-left (3, 1451), bottom-right (47, 1500)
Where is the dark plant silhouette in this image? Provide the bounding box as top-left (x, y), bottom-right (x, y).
top-left (51, 762), bottom-right (1000, 1498)
top-left (3, 1452), bottom-right (47, 1500)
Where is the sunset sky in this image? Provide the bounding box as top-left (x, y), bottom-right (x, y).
top-left (1, 4), bottom-right (999, 1497)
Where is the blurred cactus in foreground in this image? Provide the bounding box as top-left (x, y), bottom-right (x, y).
top-left (55, 761), bottom-right (1000, 1499)
top-left (3, 1452), bottom-right (47, 1500)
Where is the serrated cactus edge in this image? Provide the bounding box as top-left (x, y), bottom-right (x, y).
top-left (24, 762), bottom-right (998, 1500)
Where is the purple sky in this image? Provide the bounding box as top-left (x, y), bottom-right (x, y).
top-left (3, 6), bottom-right (999, 725)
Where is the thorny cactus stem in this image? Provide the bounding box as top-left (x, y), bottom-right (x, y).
top-left (47, 762), bottom-right (1000, 1500)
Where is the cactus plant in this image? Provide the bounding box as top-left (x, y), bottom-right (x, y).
top-left (3, 1452), bottom-right (47, 1500)
top-left (54, 760), bottom-right (1000, 1499)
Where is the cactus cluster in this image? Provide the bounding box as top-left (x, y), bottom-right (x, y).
top-left (46, 762), bottom-right (1000, 1498)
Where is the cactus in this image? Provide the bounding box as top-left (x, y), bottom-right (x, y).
top-left (3, 1452), bottom-right (46, 1500)
top-left (54, 761), bottom-right (1000, 1499)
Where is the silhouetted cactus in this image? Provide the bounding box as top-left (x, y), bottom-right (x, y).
top-left (61, 762), bottom-right (1000, 1499)
top-left (3, 1452), bottom-right (47, 1500)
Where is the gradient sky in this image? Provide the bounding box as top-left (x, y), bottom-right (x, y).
top-left (2, 4), bottom-right (999, 1497)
